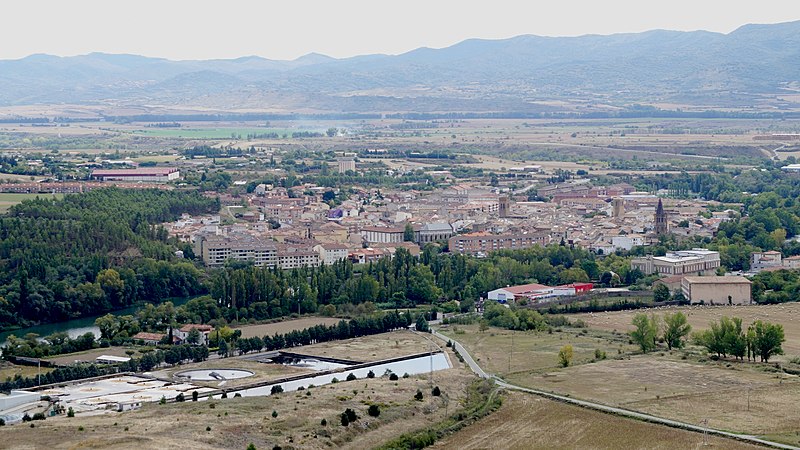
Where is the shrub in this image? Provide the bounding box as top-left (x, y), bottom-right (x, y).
top-left (0, 418), bottom-right (4, 426)
top-left (67, 407), bottom-right (75, 418)
top-left (414, 389), bottom-right (424, 401)
top-left (271, 385), bottom-right (284, 395)
top-left (432, 386), bottom-right (441, 396)
top-left (175, 393), bottom-right (185, 402)
top-left (234, 393), bottom-right (242, 398)
top-left (159, 396), bottom-right (167, 405)
top-left (247, 444), bottom-right (256, 450)
top-left (192, 390), bottom-right (199, 401)
top-left (403, 373), bottom-right (410, 378)
top-left (272, 410), bottom-right (278, 418)
top-left (32, 413), bottom-right (46, 421)
top-left (367, 370), bottom-right (375, 378)
top-left (320, 418), bottom-right (327, 426)
top-left (368, 404), bottom-right (381, 417)
top-left (340, 413), bottom-right (350, 427)
top-left (346, 373), bottom-right (357, 381)
top-left (389, 373), bottom-right (399, 381)
top-left (331, 377), bottom-right (339, 384)
top-left (558, 345), bottom-right (574, 368)
top-left (22, 413), bottom-right (32, 422)
top-left (206, 426), bottom-right (211, 432)
top-left (344, 408), bottom-right (358, 422)
top-left (221, 392), bottom-right (228, 399)
top-left (594, 349), bottom-right (607, 360)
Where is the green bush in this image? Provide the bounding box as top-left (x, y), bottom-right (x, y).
top-left (414, 389), bottom-right (424, 401)
top-left (432, 386), bottom-right (441, 396)
top-left (346, 373), bottom-right (357, 381)
top-left (368, 404), bottom-right (381, 417)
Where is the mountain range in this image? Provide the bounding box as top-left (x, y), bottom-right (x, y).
top-left (1, 21), bottom-right (800, 115)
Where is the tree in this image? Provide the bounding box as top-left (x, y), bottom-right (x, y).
top-left (95, 314), bottom-right (118, 340)
top-left (367, 404), bottom-right (381, 417)
top-left (432, 386), bottom-right (441, 396)
top-left (186, 328), bottom-right (201, 345)
top-left (752, 320), bottom-right (785, 362)
top-left (271, 385), bottom-right (284, 395)
top-left (414, 389), bottom-right (424, 401)
top-left (218, 339), bottom-right (228, 357)
top-left (326, 128), bottom-right (338, 137)
top-left (630, 313), bottom-right (658, 353)
top-left (67, 407), bottom-right (74, 418)
top-left (247, 444), bottom-right (257, 450)
top-left (558, 344), bottom-right (574, 367)
top-left (662, 312), bottom-right (691, 350)
top-left (653, 284), bottom-right (671, 303)
top-left (192, 390), bottom-right (199, 401)
top-left (415, 315), bottom-right (430, 332)
top-left (403, 223), bottom-right (415, 242)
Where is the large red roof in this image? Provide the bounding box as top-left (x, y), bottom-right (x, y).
top-left (92, 168), bottom-right (178, 176)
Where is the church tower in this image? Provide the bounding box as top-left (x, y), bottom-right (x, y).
top-left (654, 198), bottom-right (668, 235)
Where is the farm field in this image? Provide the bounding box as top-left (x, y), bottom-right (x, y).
top-left (0, 193), bottom-right (63, 211)
top-left (575, 303), bottom-right (800, 358)
top-left (432, 392), bottom-right (761, 450)
top-left (1, 350), bottom-right (475, 450)
top-left (438, 324), bottom-right (636, 376)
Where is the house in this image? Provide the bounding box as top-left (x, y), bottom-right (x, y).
top-left (177, 324), bottom-right (213, 345)
top-left (681, 276), bottom-right (752, 305)
top-left (132, 332), bottom-right (167, 345)
top-left (752, 251), bottom-right (782, 270)
top-left (784, 255), bottom-right (800, 269)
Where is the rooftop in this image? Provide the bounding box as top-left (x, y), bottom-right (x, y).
top-left (683, 276), bottom-right (752, 284)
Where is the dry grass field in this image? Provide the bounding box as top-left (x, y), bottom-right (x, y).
top-left (1, 362), bottom-right (475, 450)
top-left (432, 392), bottom-right (761, 450)
top-left (505, 355), bottom-right (800, 436)
top-left (296, 329), bottom-right (437, 362)
top-left (44, 346), bottom-right (142, 366)
top-left (0, 361), bottom-right (53, 382)
top-left (234, 317), bottom-right (342, 339)
top-left (576, 303), bottom-right (800, 358)
top-left (438, 324), bottom-right (636, 377)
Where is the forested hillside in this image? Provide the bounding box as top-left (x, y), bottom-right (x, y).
top-left (0, 189), bottom-right (219, 329)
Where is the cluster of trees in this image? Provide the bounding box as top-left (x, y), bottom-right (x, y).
top-left (482, 301), bottom-right (550, 331)
top-left (750, 269), bottom-right (800, 304)
top-left (206, 244), bottom-right (626, 325)
top-left (693, 317), bottom-right (785, 362)
top-left (630, 312), bottom-right (692, 352)
top-left (0, 188), bottom-right (218, 330)
top-left (2, 332), bottom-right (97, 359)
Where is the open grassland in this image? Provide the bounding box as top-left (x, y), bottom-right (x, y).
top-left (432, 392), bottom-right (761, 450)
top-left (296, 329), bottom-right (436, 362)
top-left (0, 362), bottom-right (53, 382)
top-left (1, 364), bottom-right (474, 450)
top-left (445, 319), bottom-right (800, 441)
top-left (438, 324), bottom-right (636, 376)
top-left (128, 127), bottom-right (304, 139)
top-left (0, 192), bottom-right (63, 212)
top-left (234, 317), bottom-right (342, 339)
top-left (575, 303), bottom-right (800, 358)
top-left (505, 355), bottom-right (800, 437)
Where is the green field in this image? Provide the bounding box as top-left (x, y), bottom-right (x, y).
top-left (129, 128), bottom-right (311, 139)
top-left (0, 193), bottom-right (63, 212)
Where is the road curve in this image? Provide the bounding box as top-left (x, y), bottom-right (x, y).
top-left (431, 329), bottom-right (799, 450)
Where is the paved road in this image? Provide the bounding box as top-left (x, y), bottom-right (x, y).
top-left (432, 329), bottom-right (799, 450)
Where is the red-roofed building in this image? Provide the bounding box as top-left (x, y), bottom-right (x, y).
top-left (487, 283), bottom-right (554, 302)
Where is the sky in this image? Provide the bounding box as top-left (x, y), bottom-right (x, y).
top-left (3, 0), bottom-right (800, 61)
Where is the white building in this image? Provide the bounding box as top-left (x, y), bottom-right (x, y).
top-left (751, 251), bottom-right (782, 270)
top-left (0, 390), bottom-right (39, 413)
top-left (177, 324), bottom-right (213, 345)
top-left (610, 234), bottom-right (646, 251)
top-left (91, 168), bottom-right (180, 182)
top-left (631, 248), bottom-right (720, 276)
top-left (314, 243), bottom-right (349, 265)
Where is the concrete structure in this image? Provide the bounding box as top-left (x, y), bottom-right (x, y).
top-left (361, 226), bottom-right (404, 244)
top-left (448, 231), bottom-right (550, 256)
top-left (0, 390), bottom-right (39, 412)
top-left (751, 251), bottom-right (782, 270)
top-left (91, 168), bottom-right (180, 182)
top-left (314, 243), bottom-right (349, 265)
top-left (610, 234), bottom-right (645, 251)
top-left (631, 249), bottom-right (720, 276)
top-left (198, 234), bottom-right (278, 267)
top-left (612, 198), bottom-right (625, 218)
top-left (337, 157), bottom-right (356, 174)
top-left (654, 198), bottom-right (668, 235)
top-left (499, 196), bottom-right (510, 218)
top-left (681, 276), bottom-right (752, 305)
top-left (416, 222), bottom-right (454, 244)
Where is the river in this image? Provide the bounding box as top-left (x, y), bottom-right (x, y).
top-left (0, 297), bottom-right (194, 347)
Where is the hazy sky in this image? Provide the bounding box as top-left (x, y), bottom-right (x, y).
top-left (3, 0), bottom-right (800, 60)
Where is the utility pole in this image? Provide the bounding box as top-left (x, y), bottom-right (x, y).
top-left (701, 418), bottom-right (709, 446)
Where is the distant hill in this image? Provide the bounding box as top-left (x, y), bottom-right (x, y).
top-left (1, 21), bottom-right (800, 115)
